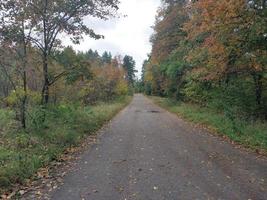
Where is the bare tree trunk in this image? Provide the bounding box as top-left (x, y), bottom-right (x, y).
top-left (21, 20), bottom-right (28, 129)
top-left (21, 69), bottom-right (27, 129)
top-left (41, 0), bottom-right (50, 105)
top-left (42, 54), bottom-right (49, 104)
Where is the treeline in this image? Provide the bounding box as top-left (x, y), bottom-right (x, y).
top-left (142, 0), bottom-right (267, 120)
top-left (0, 45), bottom-right (136, 126)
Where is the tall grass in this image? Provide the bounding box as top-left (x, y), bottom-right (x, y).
top-left (0, 96), bottom-right (131, 193)
top-left (151, 96), bottom-right (267, 153)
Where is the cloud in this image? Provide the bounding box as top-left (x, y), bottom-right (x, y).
top-left (63, 0), bottom-right (160, 78)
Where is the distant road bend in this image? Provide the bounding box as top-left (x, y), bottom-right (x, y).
top-left (51, 94), bottom-right (267, 200)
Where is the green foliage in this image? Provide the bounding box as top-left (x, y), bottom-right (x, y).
top-left (6, 89), bottom-right (41, 107)
top-left (0, 109), bottom-right (17, 136)
top-left (6, 89), bottom-right (25, 106)
top-left (116, 81), bottom-right (129, 96)
top-left (0, 0), bottom-right (134, 194)
top-left (55, 46), bottom-right (93, 84)
top-left (152, 96), bottom-right (267, 152)
top-left (78, 78), bottom-right (126, 105)
top-left (0, 97), bottom-right (131, 193)
top-left (182, 80), bottom-right (211, 104)
top-left (46, 46), bottom-right (135, 106)
top-left (123, 55), bottom-right (137, 86)
top-left (143, 0), bottom-right (267, 120)
top-left (102, 51), bottom-right (112, 64)
top-left (144, 83), bottom-right (152, 95)
top-left (182, 75), bottom-right (267, 119)
top-left (0, 109), bottom-right (15, 128)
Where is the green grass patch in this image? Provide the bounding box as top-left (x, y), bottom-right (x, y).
top-left (151, 96), bottom-right (267, 153)
top-left (0, 96), bottom-right (131, 194)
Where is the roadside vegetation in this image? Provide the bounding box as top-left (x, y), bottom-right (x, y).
top-left (0, 97), bottom-right (131, 193)
top-left (152, 96), bottom-right (267, 153)
top-left (0, 0), bottom-right (137, 195)
top-left (140, 0), bottom-right (267, 152)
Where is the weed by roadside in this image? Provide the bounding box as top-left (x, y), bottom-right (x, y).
top-left (151, 96), bottom-right (267, 154)
top-left (0, 96), bottom-right (131, 194)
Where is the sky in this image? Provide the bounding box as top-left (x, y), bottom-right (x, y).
top-left (63, 0), bottom-right (161, 78)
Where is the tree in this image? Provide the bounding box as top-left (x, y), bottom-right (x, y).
top-left (144, 0), bottom-right (189, 97)
top-left (1, 0), bottom-right (120, 104)
top-left (143, 0), bottom-right (267, 119)
top-left (0, 0), bottom-right (35, 128)
top-left (123, 55), bottom-right (137, 86)
top-left (150, 0), bottom-right (188, 64)
top-left (102, 51), bottom-right (112, 64)
top-left (185, 0), bottom-right (267, 116)
top-left (55, 46), bottom-right (93, 84)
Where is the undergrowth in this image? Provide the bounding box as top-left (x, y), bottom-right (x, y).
top-left (151, 96), bottom-right (267, 153)
top-left (0, 96), bottom-right (131, 194)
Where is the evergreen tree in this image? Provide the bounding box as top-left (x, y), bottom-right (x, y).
top-left (123, 55), bottom-right (137, 86)
top-left (102, 51), bottom-right (112, 64)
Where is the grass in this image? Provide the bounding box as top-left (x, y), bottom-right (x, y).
top-left (0, 96), bottom-right (132, 194)
top-left (151, 96), bottom-right (267, 153)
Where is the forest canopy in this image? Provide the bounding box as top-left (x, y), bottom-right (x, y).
top-left (142, 0), bottom-right (267, 120)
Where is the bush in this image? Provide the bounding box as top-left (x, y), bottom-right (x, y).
top-left (0, 109), bottom-right (16, 135)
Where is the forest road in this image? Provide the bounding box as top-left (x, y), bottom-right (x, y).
top-left (51, 94), bottom-right (267, 200)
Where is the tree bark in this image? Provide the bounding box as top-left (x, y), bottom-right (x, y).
top-left (42, 55), bottom-right (49, 104)
top-left (41, 0), bottom-right (50, 105)
top-left (21, 69), bottom-right (27, 129)
top-left (253, 73), bottom-right (263, 117)
top-left (21, 20), bottom-right (28, 129)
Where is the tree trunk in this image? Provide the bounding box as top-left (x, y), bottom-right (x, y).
top-left (41, 0), bottom-right (49, 105)
top-left (253, 73), bottom-right (263, 117)
top-left (263, 0), bottom-right (266, 9)
top-left (21, 70), bottom-right (27, 129)
top-left (42, 55), bottom-right (49, 104)
top-left (21, 21), bottom-right (28, 129)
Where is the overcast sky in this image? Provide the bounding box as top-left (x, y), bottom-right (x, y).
top-left (63, 0), bottom-right (161, 78)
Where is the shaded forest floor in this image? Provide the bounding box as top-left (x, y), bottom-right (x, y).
top-left (0, 96), bottom-right (132, 196)
top-left (151, 96), bottom-right (267, 155)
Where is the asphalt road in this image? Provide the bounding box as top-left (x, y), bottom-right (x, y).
top-left (51, 94), bottom-right (267, 200)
